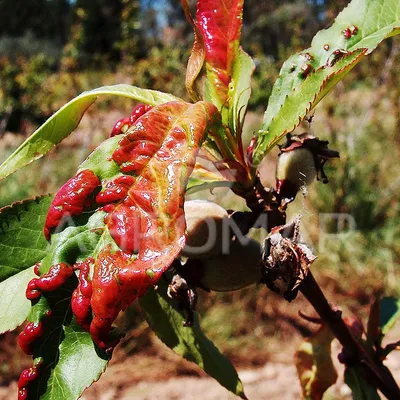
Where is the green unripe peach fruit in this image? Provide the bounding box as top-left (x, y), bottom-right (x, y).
top-left (195, 238), bottom-right (262, 292)
top-left (276, 147), bottom-right (317, 189)
top-left (181, 200), bottom-right (229, 259)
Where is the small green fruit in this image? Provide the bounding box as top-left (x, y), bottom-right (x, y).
top-left (195, 238), bottom-right (262, 292)
top-left (275, 133), bottom-right (339, 203)
top-left (276, 147), bottom-right (317, 190)
top-left (181, 200), bottom-right (229, 258)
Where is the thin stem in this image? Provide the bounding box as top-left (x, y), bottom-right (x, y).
top-left (300, 272), bottom-right (400, 400)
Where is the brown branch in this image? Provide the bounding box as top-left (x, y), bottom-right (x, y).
top-left (300, 272), bottom-right (400, 400)
top-left (241, 181), bottom-right (400, 398)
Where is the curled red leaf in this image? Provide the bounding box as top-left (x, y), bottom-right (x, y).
top-left (17, 359), bottom-right (43, 400)
top-left (96, 175), bottom-right (135, 204)
top-left (44, 169), bottom-right (100, 240)
top-left (130, 104), bottom-right (153, 124)
top-left (18, 321), bottom-right (45, 355)
top-left (196, 0), bottom-right (244, 101)
top-left (71, 258), bottom-right (94, 331)
top-left (89, 101), bottom-right (219, 350)
top-left (110, 117), bottom-right (131, 137)
top-left (35, 263), bottom-right (74, 292)
top-left (110, 104), bottom-right (153, 137)
top-left (36, 101), bottom-right (219, 352)
top-left (90, 249), bottom-right (152, 350)
top-left (26, 278), bottom-right (41, 300)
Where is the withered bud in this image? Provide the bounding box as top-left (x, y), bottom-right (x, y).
top-left (261, 216), bottom-right (316, 301)
top-left (276, 133), bottom-right (339, 204)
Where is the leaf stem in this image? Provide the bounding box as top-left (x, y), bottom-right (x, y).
top-left (300, 272), bottom-right (400, 400)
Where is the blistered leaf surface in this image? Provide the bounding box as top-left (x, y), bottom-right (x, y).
top-left (197, 0), bottom-right (244, 105)
top-left (18, 100), bottom-right (218, 400)
top-left (195, 0), bottom-right (254, 136)
top-left (183, 0), bottom-right (206, 101)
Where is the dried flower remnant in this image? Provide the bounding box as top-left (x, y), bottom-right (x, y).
top-left (261, 216), bottom-right (316, 301)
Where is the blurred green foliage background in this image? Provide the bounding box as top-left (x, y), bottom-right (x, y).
top-left (0, 0), bottom-right (399, 390)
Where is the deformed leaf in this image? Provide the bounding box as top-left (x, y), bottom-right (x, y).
top-left (186, 178), bottom-right (234, 195)
top-left (0, 195), bottom-right (52, 282)
top-left (253, 0), bottom-right (400, 164)
top-left (195, 0), bottom-right (254, 136)
top-left (197, 0), bottom-right (245, 108)
top-left (186, 163), bottom-right (235, 194)
top-left (182, 0), bottom-right (206, 101)
top-left (294, 325), bottom-right (338, 400)
top-left (229, 48), bottom-right (255, 134)
top-left (0, 266), bottom-right (36, 334)
top-left (254, 49), bottom-right (365, 161)
top-left (82, 101), bottom-right (219, 350)
top-left (0, 84), bottom-right (180, 181)
top-left (18, 101), bottom-right (219, 400)
top-left (25, 288), bottom-right (109, 400)
top-left (140, 279), bottom-right (247, 399)
top-left (39, 210), bottom-right (108, 271)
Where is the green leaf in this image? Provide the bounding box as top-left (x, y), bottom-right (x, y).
top-left (0, 84), bottom-right (180, 181)
top-left (294, 326), bottom-right (338, 400)
top-left (186, 179), bottom-right (234, 195)
top-left (344, 367), bottom-right (380, 400)
top-left (0, 195), bottom-right (52, 282)
top-left (0, 266), bottom-right (36, 334)
top-left (186, 165), bottom-right (234, 195)
top-left (253, 0), bottom-right (400, 164)
top-left (379, 297), bottom-right (400, 336)
top-left (39, 211), bottom-right (107, 271)
top-left (140, 279), bottom-right (247, 400)
top-left (38, 322), bottom-right (109, 400)
top-left (229, 49), bottom-right (255, 134)
top-left (77, 135), bottom-right (121, 180)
